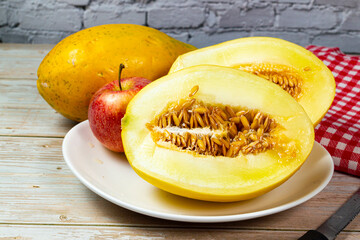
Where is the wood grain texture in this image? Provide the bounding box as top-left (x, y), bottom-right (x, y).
top-left (0, 44), bottom-right (53, 79)
top-left (1, 43), bottom-right (359, 239)
top-left (0, 225), bottom-right (359, 240)
top-left (0, 78), bottom-right (76, 137)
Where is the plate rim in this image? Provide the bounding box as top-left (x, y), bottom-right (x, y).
top-left (62, 120), bottom-right (334, 223)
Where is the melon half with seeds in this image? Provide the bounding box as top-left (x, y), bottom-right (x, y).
top-left (169, 37), bottom-right (336, 126)
top-left (122, 65), bottom-right (314, 202)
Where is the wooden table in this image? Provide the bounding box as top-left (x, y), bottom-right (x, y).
top-left (0, 43), bottom-right (359, 239)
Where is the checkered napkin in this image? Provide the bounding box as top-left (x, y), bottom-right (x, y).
top-left (306, 45), bottom-right (360, 177)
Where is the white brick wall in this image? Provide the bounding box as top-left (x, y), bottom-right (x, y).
top-left (278, 8), bottom-right (338, 29)
top-left (0, 0), bottom-right (360, 53)
top-left (148, 7), bottom-right (205, 28)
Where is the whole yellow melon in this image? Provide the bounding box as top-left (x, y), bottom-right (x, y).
top-left (37, 24), bottom-right (196, 122)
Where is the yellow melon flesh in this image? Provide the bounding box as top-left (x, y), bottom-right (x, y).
top-left (122, 65), bottom-right (314, 202)
top-left (169, 37), bottom-right (335, 126)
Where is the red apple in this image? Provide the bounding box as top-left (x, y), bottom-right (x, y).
top-left (88, 64), bottom-right (151, 152)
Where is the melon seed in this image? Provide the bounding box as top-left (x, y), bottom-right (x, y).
top-left (148, 86), bottom-right (277, 157)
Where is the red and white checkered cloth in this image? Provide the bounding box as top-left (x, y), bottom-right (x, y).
top-left (306, 45), bottom-right (360, 177)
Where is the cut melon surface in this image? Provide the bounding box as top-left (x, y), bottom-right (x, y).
top-left (122, 65), bottom-right (314, 202)
top-left (169, 37), bottom-right (336, 126)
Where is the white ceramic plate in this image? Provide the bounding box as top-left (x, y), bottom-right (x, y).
top-left (62, 120), bottom-right (334, 223)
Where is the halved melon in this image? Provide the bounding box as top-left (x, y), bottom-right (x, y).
top-left (169, 37), bottom-right (336, 126)
top-left (122, 65), bottom-right (314, 202)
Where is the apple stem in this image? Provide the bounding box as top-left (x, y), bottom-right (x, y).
top-left (118, 63), bottom-right (125, 91)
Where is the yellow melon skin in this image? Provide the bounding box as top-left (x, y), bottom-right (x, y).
top-left (169, 37), bottom-right (335, 126)
top-left (37, 24), bottom-right (196, 122)
top-left (122, 65), bottom-right (314, 202)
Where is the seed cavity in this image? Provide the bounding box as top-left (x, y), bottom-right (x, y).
top-left (238, 63), bottom-right (302, 99)
top-left (147, 87), bottom-right (277, 157)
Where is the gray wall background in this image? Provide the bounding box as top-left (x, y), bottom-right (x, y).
top-left (1, 0), bottom-right (360, 53)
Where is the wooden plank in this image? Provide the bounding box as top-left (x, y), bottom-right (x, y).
top-left (0, 44), bottom-right (53, 80)
top-left (0, 107), bottom-right (76, 137)
top-left (0, 136), bottom-right (160, 226)
top-left (1, 225), bottom-right (358, 240)
top-left (0, 43), bottom-right (53, 54)
top-left (0, 78), bottom-right (76, 137)
top-left (0, 56), bottom-right (41, 79)
top-left (0, 136), bottom-right (359, 230)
